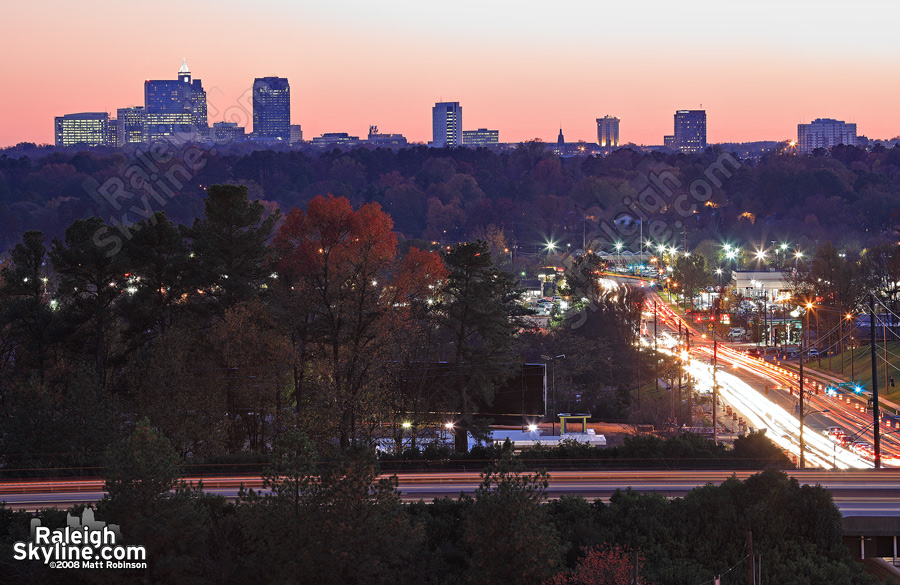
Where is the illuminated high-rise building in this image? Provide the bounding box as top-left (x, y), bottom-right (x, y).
top-left (116, 106), bottom-right (145, 146)
top-left (673, 110), bottom-right (706, 153)
top-left (252, 77), bottom-right (291, 141)
top-left (432, 102), bottom-right (462, 147)
top-left (54, 112), bottom-right (110, 147)
top-left (596, 115), bottom-right (620, 154)
top-left (144, 58), bottom-right (207, 142)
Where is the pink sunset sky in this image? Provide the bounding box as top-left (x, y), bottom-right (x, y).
top-left (2, 0), bottom-right (900, 148)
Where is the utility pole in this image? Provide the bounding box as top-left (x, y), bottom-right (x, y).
top-left (884, 317), bottom-right (889, 399)
top-left (686, 328), bottom-right (692, 426)
top-left (678, 320), bottom-right (683, 425)
top-left (713, 337), bottom-right (718, 445)
top-left (871, 294), bottom-right (882, 469)
top-left (799, 333), bottom-right (805, 469)
top-left (654, 301), bottom-right (659, 395)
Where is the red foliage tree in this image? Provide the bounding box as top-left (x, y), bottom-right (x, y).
top-left (273, 195), bottom-right (445, 450)
top-left (545, 544), bottom-right (648, 585)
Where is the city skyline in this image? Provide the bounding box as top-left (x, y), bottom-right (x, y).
top-left (4, 1), bottom-right (900, 147)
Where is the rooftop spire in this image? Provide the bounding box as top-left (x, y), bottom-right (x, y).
top-left (179, 57), bottom-right (190, 74)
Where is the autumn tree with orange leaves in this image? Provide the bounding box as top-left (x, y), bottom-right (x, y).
top-left (545, 544), bottom-right (649, 585)
top-left (273, 195), bottom-right (446, 451)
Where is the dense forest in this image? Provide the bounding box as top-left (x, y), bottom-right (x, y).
top-left (2, 142), bottom-right (900, 262)
top-left (0, 183), bottom-right (660, 475)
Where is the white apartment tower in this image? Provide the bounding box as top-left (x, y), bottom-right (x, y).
top-left (797, 118), bottom-right (857, 154)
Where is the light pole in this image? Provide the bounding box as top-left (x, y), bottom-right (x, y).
top-left (806, 302), bottom-right (813, 360)
top-left (799, 328), bottom-right (806, 468)
top-left (713, 335), bottom-right (719, 445)
top-left (615, 241), bottom-right (623, 270)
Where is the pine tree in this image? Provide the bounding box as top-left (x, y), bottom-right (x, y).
top-left (184, 184), bottom-right (279, 315)
top-left (0, 230), bottom-right (59, 383)
top-left (438, 240), bottom-right (523, 453)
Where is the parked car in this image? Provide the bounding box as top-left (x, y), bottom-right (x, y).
top-left (727, 327), bottom-right (747, 341)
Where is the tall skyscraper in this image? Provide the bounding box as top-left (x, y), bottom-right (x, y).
top-left (54, 112), bottom-right (110, 147)
top-left (252, 77), bottom-right (291, 141)
top-left (596, 116), bottom-right (620, 154)
top-left (144, 58), bottom-right (207, 142)
top-left (432, 102), bottom-right (462, 147)
top-left (116, 106), bottom-right (145, 146)
top-left (674, 110), bottom-right (706, 153)
top-left (797, 118), bottom-right (857, 154)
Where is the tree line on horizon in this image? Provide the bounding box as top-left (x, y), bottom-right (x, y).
top-left (2, 142), bottom-right (900, 264)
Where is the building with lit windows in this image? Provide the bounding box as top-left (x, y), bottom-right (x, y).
top-left (311, 132), bottom-right (360, 148)
top-left (366, 126), bottom-right (407, 148)
top-left (211, 121), bottom-right (246, 143)
top-left (674, 110), bottom-right (706, 153)
top-left (797, 118), bottom-right (857, 155)
top-left (116, 106), bottom-right (145, 146)
top-left (596, 116), bottom-right (619, 154)
top-left (252, 77), bottom-right (291, 141)
top-left (144, 58), bottom-right (207, 142)
top-left (432, 102), bottom-right (462, 147)
top-left (462, 128), bottom-right (499, 147)
top-left (290, 124), bottom-right (303, 145)
top-left (54, 112), bottom-right (110, 147)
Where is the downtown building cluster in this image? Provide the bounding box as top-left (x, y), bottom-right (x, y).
top-left (55, 60), bottom-right (296, 148)
top-left (52, 62), bottom-right (860, 155)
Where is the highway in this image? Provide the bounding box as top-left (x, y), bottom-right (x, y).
top-left (3, 470), bottom-right (900, 515)
top-left (633, 281), bottom-right (897, 470)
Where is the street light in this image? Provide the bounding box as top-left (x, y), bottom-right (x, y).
top-left (615, 241), bottom-right (623, 269)
top-left (806, 302), bottom-right (813, 354)
top-left (845, 313), bottom-right (853, 377)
